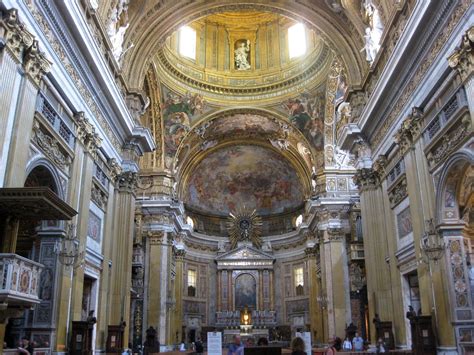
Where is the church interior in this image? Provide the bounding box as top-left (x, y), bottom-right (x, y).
top-left (0, 0), bottom-right (473, 354)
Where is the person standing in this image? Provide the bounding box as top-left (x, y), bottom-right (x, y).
top-left (342, 337), bottom-right (352, 351)
top-left (352, 333), bottom-right (364, 352)
top-left (291, 337), bottom-right (307, 355)
top-left (17, 338), bottom-right (34, 355)
top-left (228, 335), bottom-right (243, 355)
top-left (195, 337), bottom-right (204, 355)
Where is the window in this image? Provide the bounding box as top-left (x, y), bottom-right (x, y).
top-left (187, 269), bottom-right (196, 297)
top-left (186, 216), bottom-right (194, 229)
top-left (295, 214), bottom-right (303, 228)
top-left (179, 26), bottom-right (196, 60)
top-left (288, 23), bottom-right (307, 59)
top-left (294, 267), bottom-right (304, 296)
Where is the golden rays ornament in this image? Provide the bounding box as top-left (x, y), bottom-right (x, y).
top-left (227, 208), bottom-right (263, 249)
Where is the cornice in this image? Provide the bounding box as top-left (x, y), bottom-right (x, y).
top-left (154, 44), bottom-right (333, 105)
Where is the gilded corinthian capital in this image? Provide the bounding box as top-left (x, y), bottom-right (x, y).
top-left (448, 26), bottom-right (474, 82)
top-left (353, 168), bottom-right (380, 191)
top-left (0, 8), bottom-right (34, 61)
top-left (23, 39), bottom-right (51, 87)
top-left (74, 112), bottom-right (102, 155)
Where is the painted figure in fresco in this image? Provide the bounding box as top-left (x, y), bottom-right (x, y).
top-left (284, 92), bottom-right (324, 151)
top-left (162, 91), bottom-right (205, 168)
top-left (235, 40), bottom-right (251, 70)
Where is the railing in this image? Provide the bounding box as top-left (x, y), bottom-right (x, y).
top-left (216, 310), bottom-right (277, 327)
top-left (423, 87), bottom-right (468, 145)
top-left (94, 162), bottom-right (110, 188)
top-left (36, 93), bottom-right (75, 148)
top-left (0, 253), bottom-right (44, 306)
top-left (349, 244), bottom-right (365, 260)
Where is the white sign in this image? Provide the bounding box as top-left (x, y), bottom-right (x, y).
top-left (296, 332), bottom-right (312, 355)
top-left (207, 331), bottom-right (222, 355)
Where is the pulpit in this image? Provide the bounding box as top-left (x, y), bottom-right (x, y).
top-left (106, 322), bottom-right (126, 353)
top-left (410, 315), bottom-right (436, 355)
top-left (70, 320), bottom-right (95, 355)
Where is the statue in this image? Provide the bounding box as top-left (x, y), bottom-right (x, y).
top-left (361, 0), bottom-right (384, 63)
top-left (406, 305), bottom-right (417, 321)
top-left (107, 0), bottom-right (130, 63)
top-left (235, 40), bottom-right (251, 70)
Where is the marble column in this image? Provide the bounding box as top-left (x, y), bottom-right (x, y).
top-left (3, 38), bottom-right (51, 187)
top-left (171, 248), bottom-right (185, 344)
top-left (109, 171), bottom-right (138, 347)
top-left (354, 168), bottom-right (394, 343)
top-left (322, 225), bottom-right (350, 340)
top-left (0, 9), bottom-right (35, 186)
top-left (396, 109), bottom-right (456, 349)
top-left (54, 112), bottom-right (100, 352)
top-left (306, 245), bottom-right (323, 344)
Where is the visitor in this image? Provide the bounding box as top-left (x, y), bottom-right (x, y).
top-left (376, 338), bottom-right (386, 353)
top-left (352, 333), bottom-right (364, 352)
top-left (342, 337), bottom-right (352, 351)
top-left (228, 335), bottom-right (243, 355)
top-left (325, 338), bottom-right (338, 355)
top-left (245, 337), bottom-right (255, 347)
top-left (17, 338), bottom-right (34, 355)
top-left (195, 337), bottom-right (204, 355)
top-left (179, 341), bottom-right (186, 351)
top-left (291, 336), bottom-right (307, 355)
top-left (257, 337), bottom-right (269, 346)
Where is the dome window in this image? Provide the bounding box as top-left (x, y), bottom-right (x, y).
top-left (288, 23), bottom-right (307, 59)
top-left (179, 25), bottom-right (196, 60)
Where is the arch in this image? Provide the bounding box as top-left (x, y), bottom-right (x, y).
top-left (122, 2), bottom-right (365, 90)
top-left (435, 149), bottom-right (474, 225)
top-left (25, 158), bottom-right (64, 199)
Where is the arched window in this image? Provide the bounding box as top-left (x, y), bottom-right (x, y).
top-left (187, 269), bottom-right (196, 297)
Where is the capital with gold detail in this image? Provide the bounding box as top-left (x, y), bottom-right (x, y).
top-left (74, 112), bottom-right (102, 155)
top-left (353, 168), bottom-right (380, 191)
top-left (394, 107), bottom-right (424, 154)
top-left (448, 26), bottom-right (473, 82)
top-left (116, 171), bottom-right (139, 194)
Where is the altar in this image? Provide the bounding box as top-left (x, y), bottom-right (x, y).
top-left (215, 242), bottom-right (276, 343)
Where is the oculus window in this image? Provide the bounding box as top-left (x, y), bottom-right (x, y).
top-left (179, 26), bottom-right (196, 60)
top-left (288, 23), bottom-right (307, 59)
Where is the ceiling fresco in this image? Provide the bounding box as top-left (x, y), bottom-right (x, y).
top-left (183, 145), bottom-right (305, 216)
top-left (161, 86), bottom-right (209, 169)
top-left (279, 86), bottom-right (327, 154)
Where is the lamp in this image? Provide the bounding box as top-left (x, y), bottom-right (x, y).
top-left (419, 218), bottom-right (445, 325)
top-left (55, 223), bottom-right (84, 268)
top-left (317, 293), bottom-right (328, 309)
top-left (420, 219), bottom-right (445, 263)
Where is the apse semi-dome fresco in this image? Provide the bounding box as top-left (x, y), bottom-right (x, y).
top-left (184, 145), bottom-right (304, 216)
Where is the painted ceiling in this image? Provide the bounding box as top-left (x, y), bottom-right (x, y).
top-left (183, 145), bottom-right (305, 216)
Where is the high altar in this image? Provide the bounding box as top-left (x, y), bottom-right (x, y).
top-left (216, 242), bottom-right (276, 343)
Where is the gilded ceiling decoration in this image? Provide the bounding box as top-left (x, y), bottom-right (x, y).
top-left (153, 10), bottom-right (333, 104)
top-left (122, 1), bottom-right (367, 90)
top-left (183, 145), bottom-right (305, 217)
top-left (227, 208), bottom-right (263, 249)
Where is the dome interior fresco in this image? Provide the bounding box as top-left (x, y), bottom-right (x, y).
top-left (183, 144), bottom-right (305, 217)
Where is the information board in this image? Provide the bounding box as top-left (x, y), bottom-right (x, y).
top-left (207, 331), bottom-right (222, 355)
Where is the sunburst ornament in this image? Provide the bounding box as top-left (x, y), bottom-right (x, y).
top-left (227, 208), bottom-right (263, 249)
